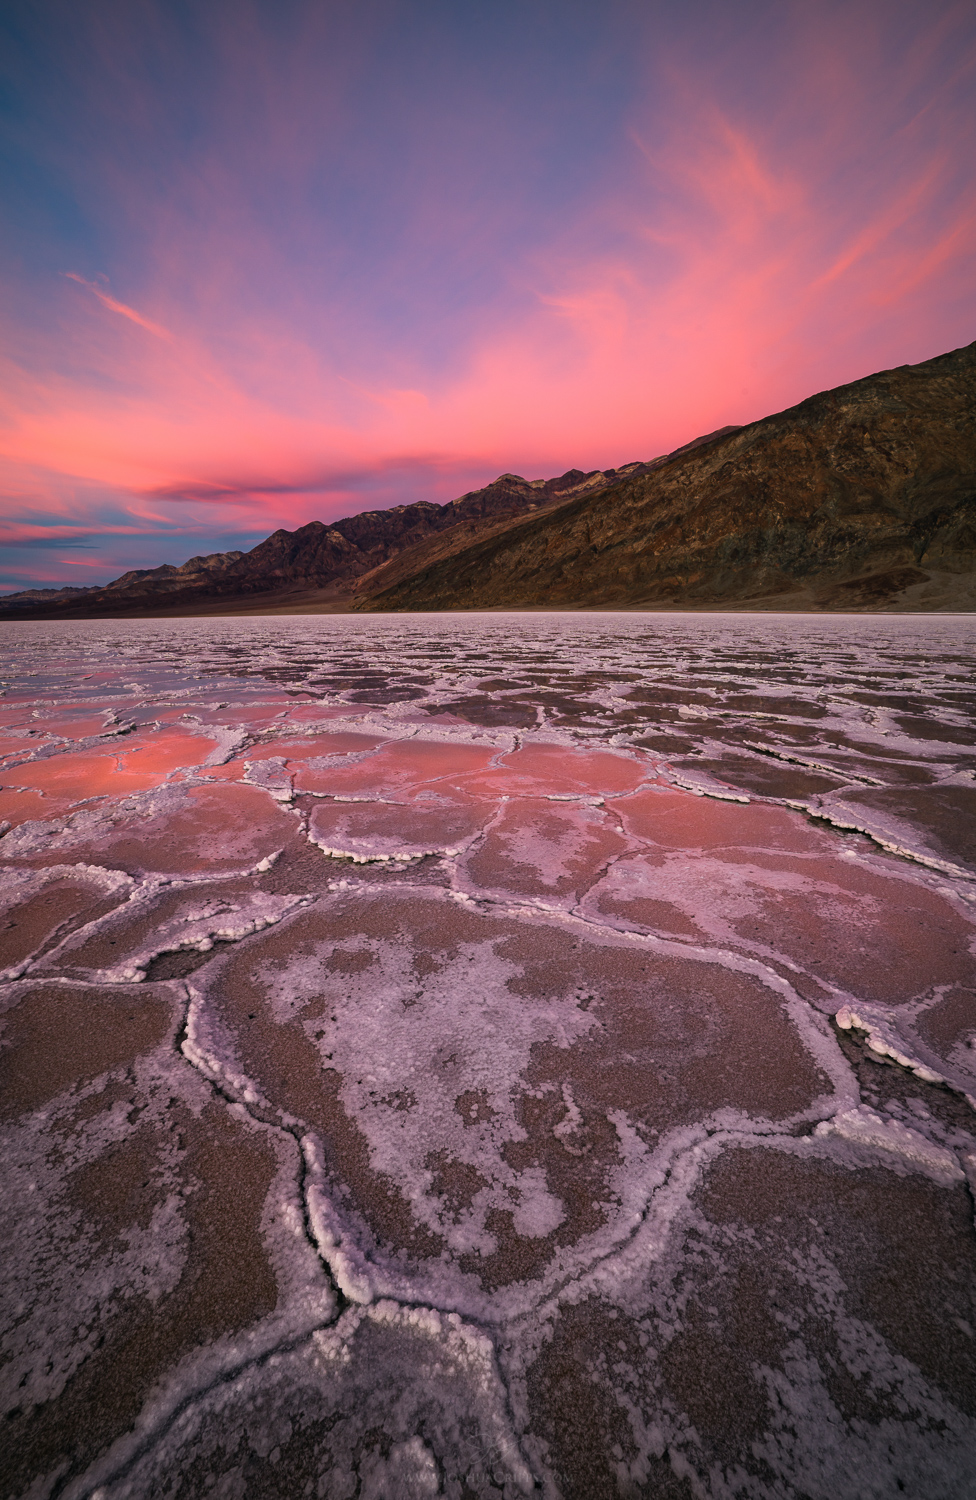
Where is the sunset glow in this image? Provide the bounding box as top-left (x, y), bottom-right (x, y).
top-left (2, 0), bottom-right (974, 589)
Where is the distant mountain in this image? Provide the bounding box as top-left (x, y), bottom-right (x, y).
top-left (357, 343), bottom-right (976, 614)
top-left (0, 551), bottom-right (243, 612)
top-left (0, 466), bottom-right (648, 617)
top-left (0, 585), bottom-right (96, 608)
top-left (4, 343), bottom-right (973, 619)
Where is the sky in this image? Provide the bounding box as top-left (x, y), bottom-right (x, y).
top-left (1, 0), bottom-right (974, 591)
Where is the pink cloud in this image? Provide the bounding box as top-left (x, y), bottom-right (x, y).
top-left (0, 520), bottom-right (160, 544)
top-left (64, 272), bottom-right (173, 340)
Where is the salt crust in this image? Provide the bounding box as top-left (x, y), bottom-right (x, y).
top-left (835, 1003), bottom-right (946, 1084)
top-left (661, 767), bottom-right (751, 804)
top-left (184, 885), bottom-right (852, 1323)
top-left (0, 863), bottom-right (133, 980)
top-left (814, 1105), bottom-right (965, 1183)
top-left (4, 614), bottom-right (976, 1496)
top-left (0, 780), bottom-right (301, 874)
top-left (40, 884), bottom-right (311, 983)
top-left (836, 1002), bottom-right (976, 1106)
top-left (83, 1308), bottom-right (535, 1499)
top-left (502, 1133), bottom-right (976, 1500)
top-left (1, 986), bottom-right (336, 1500)
top-left (242, 755), bottom-right (294, 802)
top-left (307, 803), bottom-right (488, 863)
top-left (797, 796), bottom-right (976, 880)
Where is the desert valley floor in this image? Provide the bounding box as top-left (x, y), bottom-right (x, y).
top-left (1, 611), bottom-right (975, 1499)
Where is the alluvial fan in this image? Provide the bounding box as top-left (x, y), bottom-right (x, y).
top-left (1, 611), bottom-right (975, 1500)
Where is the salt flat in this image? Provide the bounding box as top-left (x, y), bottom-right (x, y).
top-left (1, 612), bottom-right (975, 1499)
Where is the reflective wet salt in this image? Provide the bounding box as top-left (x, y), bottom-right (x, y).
top-left (1, 612), bottom-right (974, 1499)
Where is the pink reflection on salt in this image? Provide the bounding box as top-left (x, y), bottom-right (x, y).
top-left (268, 732), bottom-right (386, 765)
top-left (586, 806), bottom-right (976, 1006)
top-left (197, 733), bottom-right (388, 785)
top-left (2, 781), bottom-right (300, 874)
top-left (308, 800), bottom-right (490, 862)
top-left (4, 619), bottom-right (976, 1495)
top-left (0, 788), bottom-right (60, 828)
top-left (281, 704), bottom-right (370, 723)
top-left (116, 782), bottom-right (300, 874)
top-left (614, 785), bottom-right (837, 854)
top-left (11, 714), bottom-right (113, 740)
top-left (297, 739), bottom-right (500, 802)
top-left (16, 731), bottom-right (219, 804)
top-left (0, 735), bottom-right (49, 757)
top-left (460, 745), bottom-right (649, 801)
top-left (194, 738), bottom-right (338, 784)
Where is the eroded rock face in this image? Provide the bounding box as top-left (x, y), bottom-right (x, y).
top-left (361, 341), bottom-right (976, 612)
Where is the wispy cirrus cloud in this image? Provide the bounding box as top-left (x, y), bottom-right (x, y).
top-left (63, 272), bottom-right (173, 340)
top-left (0, 520), bottom-right (171, 546)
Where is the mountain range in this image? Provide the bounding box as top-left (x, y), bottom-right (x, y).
top-left (3, 341), bottom-right (974, 617)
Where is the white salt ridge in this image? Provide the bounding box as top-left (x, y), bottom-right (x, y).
top-left (181, 985), bottom-right (276, 1111)
top-left (663, 768), bottom-right (750, 803)
top-left (556, 1124), bottom-right (722, 1308)
top-left (814, 1105), bottom-right (965, 1183)
top-left (198, 723), bottom-right (248, 765)
top-left (743, 740), bottom-right (888, 786)
top-left (53, 889), bottom-right (310, 983)
top-left (299, 746), bottom-right (384, 771)
top-left (835, 1003), bottom-right (946, 1084)
top-left (242, 755), bottom-right (294, 801)
top-left (837, 999), bottom-right (976, 1112)
top-left (802, 795), bottom-right (975, 880)
top-left (312, 843), bottom-right (448, 863)
top-left (302, 1134), bottom-right (385, 1304)
top-left (300, 1135), bottom-right (517, 1316)
top-left (308, 826), bottom-right (482, 864)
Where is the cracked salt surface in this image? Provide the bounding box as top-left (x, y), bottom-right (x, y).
top-left (2, 612), bottom-right (976, 1498)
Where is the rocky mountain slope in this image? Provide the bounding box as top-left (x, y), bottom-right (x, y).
top-left (0, 466), bottom-right (642, 617)
top-left (4, 344), bottom-right (973, 617)
top-left (358, 342), bottom-right (976, 614)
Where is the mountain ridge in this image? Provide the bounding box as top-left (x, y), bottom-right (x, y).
top-left (355, 342), bottom-right (976, 615)
top-left (3, 344), bottom-right (974, 617)
top-left (0, 463), bottom-right (649, 617)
